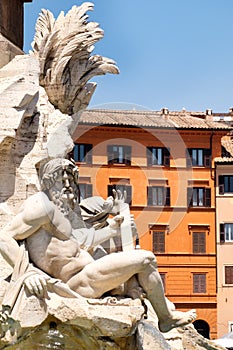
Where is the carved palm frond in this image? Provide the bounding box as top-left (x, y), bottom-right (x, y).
top-left (32, 2), bottom-right (119, 114)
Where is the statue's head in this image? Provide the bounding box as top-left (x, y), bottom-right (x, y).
top-left (40, 158), bottom-right (79, 204)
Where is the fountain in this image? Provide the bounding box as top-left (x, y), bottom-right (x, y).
top-left (0, 3), bottom-right (225, 350)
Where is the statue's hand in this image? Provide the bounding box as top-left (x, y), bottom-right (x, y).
top-left (109, 214), bottom-right (124, 237)
top-left (24, 274), bottom-right (49, 298)
top-left (113, 189), bottom-right (127, 212)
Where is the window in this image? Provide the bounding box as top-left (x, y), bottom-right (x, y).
top-left (225, 266), bottom-right (233, 284)
top-left (147, 186), bottom-right (170, 206)
top-left (187, 188), bottom-right (211, 207)
top-left (193, 232), bottom-right (206, 253)
top-left (160, 273), bottom-right (166, 292)
top-left (228, 322), bottom-right (233, 333)
top-left (193, 274), bottom-right (206, 293)
top-left (78, 184), bottom-right (92, 202)
top-left (71, 144), bottom-right (92, 163)
top-left (220, 223), bottom-right (233, 243)
top-left (107, 145), bottom-right (131, 165)
top-left (219, 175), bottom-right (233, 194)
top-left (152, 231), bottom-right (165, 253)
top-left (187, 148), bottom-right (211, 167)
top-left (147, 147), bottom-right (170, 166)
top-left (108, 184), bottom-right (132, 204)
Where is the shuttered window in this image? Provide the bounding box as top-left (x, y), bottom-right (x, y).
top-left (220, 223), bottom-right (233, 242)
top-left (107, 145), bottom-right (131, 165)
top-left (147, 147), bottom-right (170, 167)
top-left (71, 143), bottom-right (92, 163)
top-left (225, 266), bottom-right (233, 284)
top-left (187, 188), bottom-right (211, 207)
top-left (187, 148), bottom-right (211, 167)
top-left (219, 175), bottom-right (233, 194)
top-left (193, 274), bottom-right (206, 293)
top-left (147, 187), bottom-right (170, 206)
top-left (152, 231), bottom-right (165, 253)
top-left (193, 232), bottom-right (206, 253)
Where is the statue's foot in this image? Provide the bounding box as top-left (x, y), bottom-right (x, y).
top-left (159, 309), bottom-right (197, 333)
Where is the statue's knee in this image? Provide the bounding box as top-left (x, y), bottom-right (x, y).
top-left (140, 250), bottom-right (157, 267)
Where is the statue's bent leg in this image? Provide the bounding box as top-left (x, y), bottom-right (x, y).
top-left (67, 249), bottom-right (156, 298)
top-left (67, 249), bottom-right (196, 332)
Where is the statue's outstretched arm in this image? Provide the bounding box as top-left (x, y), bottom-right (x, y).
top-left (72, 215), bottom-right (123, 251)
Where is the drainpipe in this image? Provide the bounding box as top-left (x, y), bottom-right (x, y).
top-left (215, 163), bottom-right (218, 295)
top-left (210, 130), bottom-right (214, 180)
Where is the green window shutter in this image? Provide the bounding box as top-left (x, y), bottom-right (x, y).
top-left (204, 188), bottom-right (211, 207)
top-left (186, 149), bottom-right (192, 167)
top-left (147, 147), bottom-right (153, 166)
top-left (147, 186), bottom-right (153, 205)
top-left (187, 187), bottom-right (193, 207)
top-left (165, 187), bottom-right (170, 206)
top-left (164, 148), bottom-right (170, 167)
top-left (204, 149), bottom-right (211, 167)
top-left (220, 223), bottom-right (225, 243)
top-left (219, 176), bottom-right (224, 195)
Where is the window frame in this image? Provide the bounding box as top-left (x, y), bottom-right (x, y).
top-left (225, 266), bottom-right (233, 285)
top-left (147, 147), bottom-right (170, 167)
top-left (193, 273), bottom-right (207, 294)
top-left (147, 186), bottom-right (170, 207)
top-left (228, 321), bottom-right (233, 333)
top-left (187, 148), bottom-right (211, 167)
top-left (72, 143), bottom-right (92, 164)
top-left (187, 187), bottom-right (211, 207)
top-left (107, 145), bottom-right (131, 166)
top-left (219, 175), bottom-right (233, 194)
top-left (152, 230), bottom-right (165, 254)
top-left (220, 223), bottom-right (233, 243)
top-left (192, 232), bottom-right (206, 254)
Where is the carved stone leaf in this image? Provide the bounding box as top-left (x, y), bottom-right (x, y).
top-left (31, 2), bottom-right (119, 114)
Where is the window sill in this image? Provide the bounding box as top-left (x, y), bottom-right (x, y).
top-left (147, 165), bottom-right (170, 168)
top-left (188, 206), bottom-right (212, 209)
top-left (108, 163), bottom-right (131, 167)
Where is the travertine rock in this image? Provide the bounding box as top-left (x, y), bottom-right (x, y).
top-left (32, 3), bottom-right (119, 114)
top-left (0, 55), bottom-right (81, 226)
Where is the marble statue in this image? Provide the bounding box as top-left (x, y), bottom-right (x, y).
top-left (0, 3), bottom-right (209, 349)
top-left (0, 158), bottom-right (196, 335)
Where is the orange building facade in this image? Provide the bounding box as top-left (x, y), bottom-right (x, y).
top-left (72, 109), bottom-right (231, 339)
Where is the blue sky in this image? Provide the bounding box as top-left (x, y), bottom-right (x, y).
top-left (24, 1), bottom-right (233, 112)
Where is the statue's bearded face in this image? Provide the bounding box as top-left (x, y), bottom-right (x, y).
top-left (48, 166), bottom-right (79, 210)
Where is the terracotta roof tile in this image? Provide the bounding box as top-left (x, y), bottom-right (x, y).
top-left (79, 109), bottom-right (232, 130)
